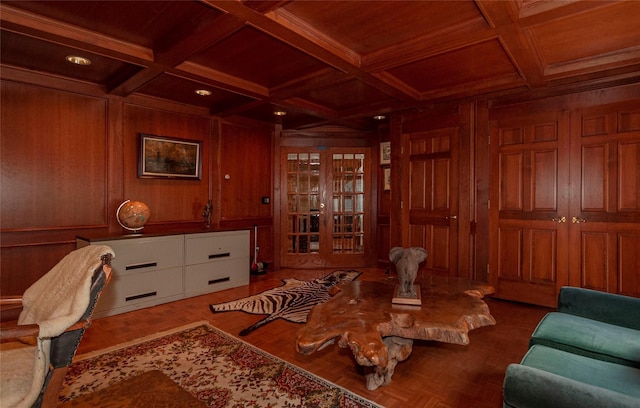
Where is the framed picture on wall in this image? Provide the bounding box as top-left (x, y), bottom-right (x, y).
top-left (138, 133), bottom-right (202, 179)
top-left (380, 141), bottom-right (391, 165)
top-left (383, 167), bottom-right (391, 191)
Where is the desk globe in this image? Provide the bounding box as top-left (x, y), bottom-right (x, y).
top-left (117, 200), bottom-right (150, 232)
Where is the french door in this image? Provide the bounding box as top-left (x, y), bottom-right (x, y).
top-left (280, 147), bottom-right (371, 268)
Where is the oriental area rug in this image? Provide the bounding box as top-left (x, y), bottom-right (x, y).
top-left (210, 270), bottom-right (362, 336)
top-left (59, 322), bottom-right (381, 408)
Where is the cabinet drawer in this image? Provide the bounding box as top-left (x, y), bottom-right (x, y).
top-left (184, 231), bottom-right (249, 265)
top-left (184, 257), bottom-right (249, 297)
top-left (95, 266), bottom-right (183, 316)
top-left (97, 235), bottom-right (183, 273)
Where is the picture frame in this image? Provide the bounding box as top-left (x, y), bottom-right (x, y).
top-left (380, 141), bottom-right (391, 165)
top-left (138, 134), bottom-right (202, 179)
top-left (383, 167), bottom-right (391, 191)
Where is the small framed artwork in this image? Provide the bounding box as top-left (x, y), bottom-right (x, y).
top-left (138, 134), bottom-right (202, 179)
top-left (383, 167), bottom-right (391, 191)
top-left (380, 141), bottom-right (391, 165)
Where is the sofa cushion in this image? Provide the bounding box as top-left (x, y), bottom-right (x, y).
top-left (558, 287), bottom-right (640, 330)
top-left (530, 312), bottom-right (640, 367)
top-left (521, 345), bottom-right (640, 399)
top-left (503, 364), bottom-right (640, 408)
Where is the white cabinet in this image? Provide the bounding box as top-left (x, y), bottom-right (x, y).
top-left (184, 231), bottom-right (250, 297)
top-left (84, 235), bottom-right (184, 318)
top-left (77, 230), bottom-right (249, 318)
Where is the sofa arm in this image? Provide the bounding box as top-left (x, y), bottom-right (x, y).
top-left (557, 286), bottom-right (640, 329)
top-left (503, 364), bottom-right (639, 408)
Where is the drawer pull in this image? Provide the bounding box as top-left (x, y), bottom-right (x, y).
top-left (126, 262), bottom-right (158, 270)
top-left (209, 277), bottom-right (230, 285)
top-left (208, 252), bottom-right (230, 259)
top-left (126, 291), bottom-right (157, 301)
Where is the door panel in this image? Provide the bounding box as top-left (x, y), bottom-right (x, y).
top-left (407, 123), bottom-right (459, 276)
top-left (490, 111), bottom-right (570, 307)
top-left (569, 101), bottom-right (640, 297)
top-left (283, 151), bottom-right (324, 267)
top-left (409, 224), bottom-right (451, 274)
top-left (328, 150), bottom-right (370, 266)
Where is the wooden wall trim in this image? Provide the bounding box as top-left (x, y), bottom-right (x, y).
top-left (489, 81), bottom-right (640, 111)
top-left (0, 64), bottom-right (105, 96)
top-left (389, 112), bottom-right (406, 247)
top-left (474, 100), bottom-right (491, 282)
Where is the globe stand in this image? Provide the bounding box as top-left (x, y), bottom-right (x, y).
top-left (117, 200), bottom-right (150, 233)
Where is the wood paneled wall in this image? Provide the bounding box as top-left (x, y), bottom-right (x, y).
top-left (219, 121), bottom-right (274, 267)
top-left (219, 123), bottom-right (272, 221)
top-left (1, 71), bottom-right (638, 305)
top-left (122, 105), bottom-right (211, 224)
top-left (1, 81), bottom-right (111, 293)
top-left (1, 78), bottom-right (274, 295)
top-left (1, 82), bottom-right (109, 230)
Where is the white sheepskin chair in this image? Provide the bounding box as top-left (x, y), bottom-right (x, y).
top-left (0, 245), bottom-right (114, 408)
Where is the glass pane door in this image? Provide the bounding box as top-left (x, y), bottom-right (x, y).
top-left (281, 147), bottom-right (371, 268)
top-left (332, 153), bottom-right (365, 254)
top-left (286, 152), bottom-right (321, 255)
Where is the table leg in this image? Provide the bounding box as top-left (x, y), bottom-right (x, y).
top-left (364, 336), bottom-right (413, 390)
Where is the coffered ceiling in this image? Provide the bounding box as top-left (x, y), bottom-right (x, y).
top-left (2, 1), bottom-right (639, 130)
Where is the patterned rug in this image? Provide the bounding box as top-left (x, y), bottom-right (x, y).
top-left (210, 270), bottom-right (361, 336)
top-left (60, 322), bottom-right (381, 408)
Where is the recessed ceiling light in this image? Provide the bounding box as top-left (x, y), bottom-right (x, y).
top-left (373, 115), bottom-right (386, 120)
top-left (65, 55), bottom-right (91, 65)
top-left (195, 89), bottom-right (212, 96)
top-left (273, 110), bottom-right (287, 116)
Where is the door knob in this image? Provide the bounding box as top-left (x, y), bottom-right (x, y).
top-left (572, 216), bottom-right (587, 223)
top-left (551, 216), bottom-right (566, 223)
top-left (446, 215), bottom-right (458, 220)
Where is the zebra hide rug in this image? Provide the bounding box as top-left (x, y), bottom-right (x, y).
top-left (209, 269), bottom-right (361, 336)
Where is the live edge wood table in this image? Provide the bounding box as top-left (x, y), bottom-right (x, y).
top-left (295, 276), bottom-right (496, 390)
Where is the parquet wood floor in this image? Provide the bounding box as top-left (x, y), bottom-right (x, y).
top-left (75, 268), bottom-right (551, 408)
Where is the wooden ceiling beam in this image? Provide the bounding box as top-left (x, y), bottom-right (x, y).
top-left (544, 46), bottom-right (640, 80)
top-left (517, 0), bottom-right (615, 27)
top-left (475, 0), bottom-right (547, 89)
top-left (0, 4), bottom-right (152, 63)
top-left (362, 19), bottom-right (493, 72)
top-left (204, 0), bottom-right (417, 103)
top-left (270, 69), bottom-right (351, 99)
top-left (172, 62), bottom-right (269, 99)
top-left (280, 97), bottom-right (340, 119)
top-left (110, 13), bottom-right (246, 96)
top-left (107, 64), bottom-right (164, 96)
top-left (154, 13), bottom-right (244, 66)
top-left (240, 0), bottom-right (293, 14)
top-left (418, 73), bottom-right (527, 102)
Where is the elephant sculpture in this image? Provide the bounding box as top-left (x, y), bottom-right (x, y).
top-left (389, 247), bottom-right (428, 297)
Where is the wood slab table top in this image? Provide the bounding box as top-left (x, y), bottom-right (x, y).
top-left (295, 275), bottom-right (496, 390)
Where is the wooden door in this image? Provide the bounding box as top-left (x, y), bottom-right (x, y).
top-left (489, 111), bottom-right (571, 307)
top-left (490, 99), bottom-right (640, 307)
top-left (280, 147), bottom-right (371, 268)
top-left (568, 101), bottom-right (640, 297)
top-left (403, 113), bottom-right (466, 276)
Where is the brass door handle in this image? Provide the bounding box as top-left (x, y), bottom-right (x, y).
top-left (446, 215), bottom-right (458, 220)
top-left (572, 216), bottom-right (587, 223)
top-left (551, 216), bottom-right (566, 223)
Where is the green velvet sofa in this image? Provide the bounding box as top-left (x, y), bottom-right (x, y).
top-left (503, 287), bottom-right (640, 408)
